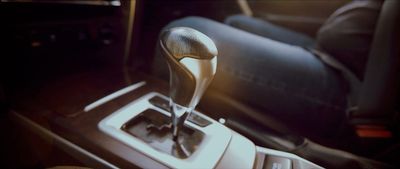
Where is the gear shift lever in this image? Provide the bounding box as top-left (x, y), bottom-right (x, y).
top-left (159, 27), bottom-right (217, 141)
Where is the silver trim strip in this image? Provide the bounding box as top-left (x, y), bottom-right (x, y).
top-left (1, 0), bottom-right (122, 6)
top-left (123, 0), bottom-right (137, 84)
top-left (12, 112), bottom-right (119, 169)
top-left (84, 81), bottom-right (146, 112)
top-left (237, 0), bottom-right (253, 16)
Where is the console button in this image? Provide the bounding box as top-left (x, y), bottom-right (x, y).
top-left (263, 156), bottom-right (292, 169)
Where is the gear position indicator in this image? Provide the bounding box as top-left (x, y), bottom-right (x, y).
top-left (121, 108), bottom-right (204, 159)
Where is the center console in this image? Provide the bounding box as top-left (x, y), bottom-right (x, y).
top-left (94, 27), bottom-right (322, 169)
top-left (99, 92), bottom-right (255, 168)
top-left (9, 27), bottom-right (323, 169)
top-left (96, 89), bottom-right (321, 169)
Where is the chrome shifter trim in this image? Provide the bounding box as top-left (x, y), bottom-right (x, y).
top-left (84, 81), bottom-right (146, 112)
top-left (179, 57), bottom-right (217, 110)
top-left (98, 92), bottom-right (232, 169)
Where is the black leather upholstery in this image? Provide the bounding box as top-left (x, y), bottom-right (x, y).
top-left (351, 0), bottom-right (400, 125)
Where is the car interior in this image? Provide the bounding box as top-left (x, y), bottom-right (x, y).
top-left (1, 0), bottom-right (399, 169)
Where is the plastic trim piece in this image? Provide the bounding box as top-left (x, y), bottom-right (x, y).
top-left (256, 146), bottom-right (323, 169)
top-left (98, 92), bottom-right (232, 169)
top-left (11, 111), bottom-right (118, 169)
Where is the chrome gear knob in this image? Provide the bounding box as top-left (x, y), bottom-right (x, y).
top-left (159, 27), bottom-right (217, 141)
